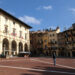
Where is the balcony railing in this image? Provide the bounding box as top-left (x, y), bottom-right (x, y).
top-left (65, 41), bottom-right (75, 44)
top-left (3, 30), bottom-right (9, 33)
top-left (19, 36), bottom-right (24, 39)
top-left (48, 41), bottom-right (57, 45)
top-left (72, 47), bottom-right (75, 50)
top-left (11, 33), bottom-right (17, 36)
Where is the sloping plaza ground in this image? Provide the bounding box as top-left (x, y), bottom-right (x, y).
top-left (0, 57), bottom-right (75, 75)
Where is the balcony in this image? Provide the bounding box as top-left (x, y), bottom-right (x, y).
top-left (65, 41), bottom-right (75, 45)
top-left (49, 46), bottom-right (57, 50)
top-left (48, 41), bottom-right (57, 45)
top-left (65, 41), bottom-right (71, 45)
top-left (19, 36), bottom-right (24, 39)
top-left (72, 47), bottom-right (75, 50)
top-left (3, 30), bottom-right (9, 34)
top-left (37, 40), bottom-right (43, 45)
top-left (58, 47), bottom-right (65, 50)
top-left (11, 33), bottom-right (17, 36)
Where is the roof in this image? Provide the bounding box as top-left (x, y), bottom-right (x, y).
top-left (58, 28), bottom-right (75, 35)
top-left (0, 8), bottom-right (32, 28)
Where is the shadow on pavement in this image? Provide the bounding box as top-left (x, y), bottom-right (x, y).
top-left (21, 66), bottom-right (75, 75)
top-left (21, 73), bottom-right (34, 75)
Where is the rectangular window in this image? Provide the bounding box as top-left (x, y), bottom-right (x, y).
top-left (44, 40), bottom-right (47, 43)
top-left (25, 33), bottom-right (27, 40)
top-left (13, 28), bottom-right (16, 36)
top-left (45, 45), bottom-right (47, 49)
top-left (5, 26), bottom-right (8, 33)
top-left (13, 21), bottom-right (15, 25)
top-left (5, 17), bottom-right (8, 24)
top-left (50, 34), bottom-right (52, 37)
top-left (20, 31), bottom-right (22, 38)
top-left (53, 34), bottom-right (55, 36)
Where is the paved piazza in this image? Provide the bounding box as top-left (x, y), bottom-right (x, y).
top-left (0, 57), bottom-right (75, 75)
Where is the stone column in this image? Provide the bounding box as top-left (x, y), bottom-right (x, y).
top-left (17, 43), bottom-right (19, 55)
top-left (28, 41), bottom-right (30, 52)
top-left (23, 43), bottom-right (25, 52)
top-left (9, 41), bottom-right (12, 55)
top-left (56, 50), bottom-right (58, 56)
top-left (0, 40), bottom-right (2, 54)
top-left (70, 51), bottom-right (72, 57)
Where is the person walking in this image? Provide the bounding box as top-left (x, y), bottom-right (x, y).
top-left (53, 52), bottom-right (56, 67)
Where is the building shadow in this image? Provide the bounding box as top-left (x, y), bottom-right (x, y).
top-left (21, 73), bottom-right (34, 75)
top-left (21, 66), bottom-right (75, 75)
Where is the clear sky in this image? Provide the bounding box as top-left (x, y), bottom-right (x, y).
top-left (0, 0), bottom-right (75, 31)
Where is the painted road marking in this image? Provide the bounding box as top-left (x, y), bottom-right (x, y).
top-left (31, 59), bottom-right (75, 69)
top-left (0, 65), bottom-right (75, 74)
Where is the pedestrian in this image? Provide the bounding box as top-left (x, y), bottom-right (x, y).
top-left (52, 52), bottom-right (56, 67)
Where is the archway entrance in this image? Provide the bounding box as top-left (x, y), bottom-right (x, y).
top-left (11, 40), bottom-right (17, 55)
top-left (24, 44), bottom-right (28, 52)
top-left (3, 38), bottom-right (9, 56)
top-left (72, 51), bottom-right (75, 57)
top-left (19, 42), bottom-right (23, 52)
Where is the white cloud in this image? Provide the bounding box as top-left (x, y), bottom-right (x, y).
top-left (69, 8), bottom-right (75, 15)
top-left (19, 16), bottom-right (41, 25)
top-left (43, 6), bottom-right (52, 10)
top-left (69, 8), bottom-right (75, 12)
top-left (37, 5), bottom-right (52, 10)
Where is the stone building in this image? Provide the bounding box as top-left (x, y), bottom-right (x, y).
top-left (58, 24), bottom-right (75, 57)
top-left (30, 31), bottom-right (39, 56)
top-left (0, 8), bottom-right (32, 56)
top-left (30, 31), bottom-right (44, 56)
top-left (48, 27), bottom-right (60, 56)
top-left (42, 31), bottom-right (49, 56)
top-left (30, 27), bottom-right (60, 56)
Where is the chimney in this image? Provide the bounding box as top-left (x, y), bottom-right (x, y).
top-left (56, 26), bottom-right (59, 30)
top-left (72, 23), bottom-right (75, 29)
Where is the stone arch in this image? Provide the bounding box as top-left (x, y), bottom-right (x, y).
top-left (2, 38), bottom-right (9, 55)
top-left (19, 42), bottom-right (23, 52)
top-left (24, 44), bottom-right (28, 51)
top-left (11, 40), bottom-right (17, 55)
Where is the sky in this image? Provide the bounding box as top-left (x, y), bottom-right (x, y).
top-left (0, 0), bottom-right (75, 32)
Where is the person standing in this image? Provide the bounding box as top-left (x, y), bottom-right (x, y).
top-left (53, 52), bottom-right (56, 67)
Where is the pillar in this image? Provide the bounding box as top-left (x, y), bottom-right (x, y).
top-left (9, 41), bottom-right (12, 55)
top-left (28, 42), bottom-right (30, 52)
top-left (56, 50), bottom-right (58, 56)
top-left (17, 44), bottom-right (19, 55)
top-left (23, 43), bottom-right (25, 52)
top-left (0, 41), bottom-right (2, 54)
top-left (70, 51), bottom-right (72, 57)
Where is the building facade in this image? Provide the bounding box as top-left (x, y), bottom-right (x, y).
top-left (48, 27), bottom-right (60, 56)
top-left (30, 31), bottom-right (44, 56)
top-left (30, 31), bottom-right (39, 56)
top-left (0, 8), bottom-right (31, 56)
top-left (58, 24), bottom-right (75, 57)
top-left (30, 27), bottom-right (60, 56)
top-left (42, 31), bottom-right (49, 56)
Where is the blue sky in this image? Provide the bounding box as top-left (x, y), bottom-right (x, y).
top-left (0, 0), bottom-right (75, 31)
